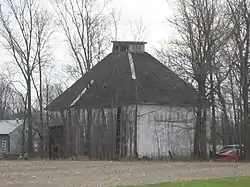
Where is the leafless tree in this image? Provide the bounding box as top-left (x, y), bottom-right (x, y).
top-left (0, 74), bottom-right (13, 120)
top-left (128, 17), bottom-right (147, 41)
top-left (226, 0), bottom-right (250, 160)
top-left (111, 8), bottom-right (121, 41)
top-left (157, 0), bottom-right (231, 159)
top-left (52, 0), bottom-right (111, 78)
top-left (211, 42), bottom-right (234, 146)
top-left (0, 0), bottom-right (52, 156)
top-left (29, 9), bottom-right (54, 158)
top-left (51, 0), bottom-right (112, 158)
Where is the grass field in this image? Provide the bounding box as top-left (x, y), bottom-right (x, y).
top-left (123, 176), bottom-right (250, 187)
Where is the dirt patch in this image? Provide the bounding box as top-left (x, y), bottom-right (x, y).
top-left (0, 161), bottom-right (249, 187)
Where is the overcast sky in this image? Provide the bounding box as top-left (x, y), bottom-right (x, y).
top-left (111, 0), bottom-right (174, 46)
top-left (0, 0), bottom-right (175, 90)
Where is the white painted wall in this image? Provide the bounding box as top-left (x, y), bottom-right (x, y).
top-left (136, 105), bottom-right (195, 157)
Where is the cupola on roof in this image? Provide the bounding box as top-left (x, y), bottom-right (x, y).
top-left (112, 41), bottom-right (147, 53)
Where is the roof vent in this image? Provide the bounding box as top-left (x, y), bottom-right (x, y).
top-left (112, 41), bottom-right (146, 53)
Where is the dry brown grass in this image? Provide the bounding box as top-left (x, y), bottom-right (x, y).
top-left (0, 161), bottom-right (249, 187)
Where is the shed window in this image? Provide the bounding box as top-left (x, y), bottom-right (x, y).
top-left (1, 140), bottom-right (7, 153)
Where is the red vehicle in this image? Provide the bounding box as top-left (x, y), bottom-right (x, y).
top-left (216, 148), bottom-right (239, 161)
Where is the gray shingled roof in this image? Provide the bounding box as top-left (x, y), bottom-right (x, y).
top-left (46, 52), bottom-right (198, 110)
top-left (0, 120), bottom-right (23, 134)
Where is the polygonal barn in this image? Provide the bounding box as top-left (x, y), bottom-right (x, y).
top-left (46, 41), bottom-right (198, 160)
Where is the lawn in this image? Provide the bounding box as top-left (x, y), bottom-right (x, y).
top-left (123, 176), bottom-right (250, 187)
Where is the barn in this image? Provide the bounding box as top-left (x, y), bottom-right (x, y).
top-left (46, 41), bottom-right (198, 160)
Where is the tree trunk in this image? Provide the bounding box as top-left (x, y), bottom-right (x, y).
top-left (194, 80), bottom-right (207, 160)
top-left (238, 86), bottom-right (244, 159)
top-left (22, 118), bottom-right (26, 156)
top-left (210, 71), bottom-right (216, 160)
top-left (242, 70), bottom-right (249, 160)
top-left (46, 84), bottom-right (49, 154)
top-left (202, 108), bottom-right (207, 160)
top-left (217, 85), bottom-right (231, 144)
top-left (194, 109), bottom-right (201, 159)
top-left (243, 11), bottom-right (250, 160)
top-left (27, 77), bottom-right (33, 156)
top-left (229, 71), bottom-right (239, 143)
top-left (39, 60), bottom-right (44, 158)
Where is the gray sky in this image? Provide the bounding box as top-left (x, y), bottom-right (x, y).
top-left (111, 0), bottom-right (174, 45)
top-left (0, 0), bottom-right (174, 91)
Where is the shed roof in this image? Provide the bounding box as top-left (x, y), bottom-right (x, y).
top-left (46, 52), bottom-right (198, 110)
top-left (0, 120), bottom-right (23, 134)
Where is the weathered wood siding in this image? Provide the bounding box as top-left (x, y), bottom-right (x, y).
top-left (89, 105), bottom-right (196, 159)
top-left (136, 105), bottom-right (195, 157)
top-left (90, 108), bottom-right (117, 159)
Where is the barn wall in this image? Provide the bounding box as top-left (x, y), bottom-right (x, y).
top-left (90, 108), bottom-right (117, 159)
top-left (88, 104), bottom-right (196, 159)
top-left (89, 107), bottom-right (135, 159)
top-left (136, 105), bottom-right (195, 157)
